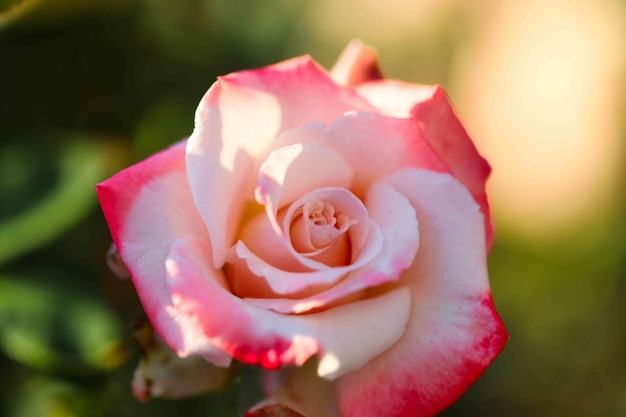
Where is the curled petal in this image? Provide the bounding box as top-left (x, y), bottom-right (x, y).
top-left (229, 219), bottom-right (382, 298)
top-left (247, 181), bottom-right (419, 314)
top-left (323, 112), bottom-right (450, 196)
top-left (255, 143), bottom-right (353, 218)
top-left (232, 186), bottom-right (383, 299)
top-left (282, 187), bottom-right (371, 270)
top-left (250, 113), bottom-right (449, 200)
top-left (186, 56), bottom-right (374, 268)
top-left (167, 236), bottom-right (411, 380)
top-left (356, 82), bottom-right (438, 118)
top-left (411, 86), bottom-right (493, 249)
top-left (336, 169), bottom-right (507, 417)
top-left (96, 141), bottom-right (231, 366)
top-left (357, 82), bottom-right (493, 248)
top-left (330, 39), bottom-right (383, 87)
top-left (229, 209), bottom-right (307, 299)
top-left (361, 181), bottom-right (420, 277)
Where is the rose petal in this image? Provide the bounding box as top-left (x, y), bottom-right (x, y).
top-left (246, 181), bottom-right (419, 314)
top-left (335, 169), bottom-right (507, 417)
top-left (255, 143), bottom-right (353, 218)
top-left (324, 112), bottom-right (450, 196)
top-left (356, 81), bottom-right (438, 118)
top-left (96, 141), bottom-right (231, 366)
top-left (411, 87), bottom-right (493, 249)
top-left (186, 57), bottom-right (374, 268)
top-left (231, 218), bottom-right (383, 297)
top-left (330, 39), bottom-right (383, 87)
top-left (282, 187), bottom-right (370, 270)
top-left (357, 81), bottom-right (493, 248)
top-left (231, 185), bottom-right (384, 299)
top-left (167, 236), bottom-right (411, 380)
top-left (254, 113), bottom-right (450, 200)
top-left (361, 180), bottom-right (420, 277)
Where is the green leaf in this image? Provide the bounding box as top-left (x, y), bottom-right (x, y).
top-left (0, 139), bottom-right (125, 266)
top-left (0, 275), bottom-right (128, 374)
top-left (6, 376), bottom-right (88, 417)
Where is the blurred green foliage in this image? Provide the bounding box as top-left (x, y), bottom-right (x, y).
top-left (0, 1), bottom-right (624, 416)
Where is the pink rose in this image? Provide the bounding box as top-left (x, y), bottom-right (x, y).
top-left (98, 41), bottom-right (507, 417)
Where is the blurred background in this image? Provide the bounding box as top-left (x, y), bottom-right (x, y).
top-left (0, 0), bottom-right (624, 416)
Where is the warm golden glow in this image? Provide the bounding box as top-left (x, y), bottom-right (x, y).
top-left (453, 0), bottom-right (625, 238)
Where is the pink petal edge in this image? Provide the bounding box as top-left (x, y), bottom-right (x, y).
top-left (96, 141), bottom-right (231, 366)
top-left (330, 39), bottom-right (383, 87)
top-left (167, 235), bottom-right (411, 380)
top-left (186, 56), bottom-right (375, 269)
top-left (356, 81), bottom-right (493, 248)
top-left (336, 169), bottom-right (507, 417)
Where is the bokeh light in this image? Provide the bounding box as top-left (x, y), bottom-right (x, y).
top-left (453, 0), bottom-right (625, 239)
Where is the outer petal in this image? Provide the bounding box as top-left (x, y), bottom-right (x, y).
top-left (356, 81), bottom-right (493, 248)
top-left (186, 57), bottom-right (374, 268)
top-left (330, 39), bottom-right (382, 87)
top-left (355, 81), bottom-right (438, 118)
top-left (324, 112), bottom-right (451, 196)
top-left (167, 236), bottom-right (411, 380)
top-left (255, 143), bottom-right (353, 228)
top-left (360, 181), bottom-right (420, 280)
top-left (253, 113), bottom-right (450, 199)
top-left (96, 142), bottom-right (231, 366)
top-left (336, 169), bottom-right (507, 417)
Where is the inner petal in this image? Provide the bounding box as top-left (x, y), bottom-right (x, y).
top-left (255, 142), bottom-right (353, 233)
top-left (246, 179), bottom-right (420, 314)
top-left (290, 200), bottom-right (357, 254)
top-left (283, 187), bottom-right (369, 271)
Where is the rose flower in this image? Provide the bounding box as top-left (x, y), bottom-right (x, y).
top-left (97, 41), bottom-right (507, 417)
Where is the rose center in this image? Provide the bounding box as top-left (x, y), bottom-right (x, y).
top-left (290, 199), bottom-right (357, 255)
